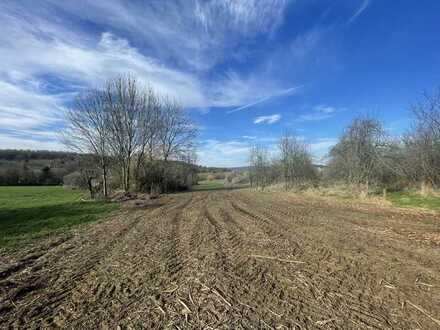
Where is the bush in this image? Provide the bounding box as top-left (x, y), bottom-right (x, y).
top-left (225, 172), bottom-right (237, 183)
top-left (232, 174), bottom-right (249, 185)
top-left (137, 161), bottom-right (197, 193)
top-left (63, 171), bottom-right (87, 188)
top-left (214, 173), bottom-right (226, 180)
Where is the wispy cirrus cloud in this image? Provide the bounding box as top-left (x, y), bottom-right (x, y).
top-left (0, 0), bottom-right (344, 164)
top-left (0, 80), bottom-right (67, 133)
top-left (0, 132), bottom-right (65, 151)
top-left (347, 0), bottom-right (371, 24)
top-left (296, 105), bottom-right (345, 122)
top-left (254, 114), bottom-right (282, 124)
top-left (0, 1), bottom-right (294, 127)
top-left (197, 139), bottom-right (251, 167)
top-left (227, 85), bottom-right (301, 113)
top-left (41, 0), bottom-right (289, 72)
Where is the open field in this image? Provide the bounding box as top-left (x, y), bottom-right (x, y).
top-left (192, 179), bottom-right (249, 192)
top-left (0, 187), bottom-right (118, 248)
top-left (192, 179), bottom-right (227, 191)
top-left (1, 189), bottom-right (440, 328)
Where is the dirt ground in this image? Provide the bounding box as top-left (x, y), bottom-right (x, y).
top-left (1, 189), bottom-right (440, 329)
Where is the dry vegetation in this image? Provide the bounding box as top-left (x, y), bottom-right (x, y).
top-left (248, 89), bottom-right (440, 201)
top-left (1, 189), bottom-right (439, 328)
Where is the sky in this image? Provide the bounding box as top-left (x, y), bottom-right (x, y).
top-left (0, 1), bottom-right (439, 167)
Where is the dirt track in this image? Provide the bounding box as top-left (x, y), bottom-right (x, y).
top-left (1, 190), bottom-right (440, 329)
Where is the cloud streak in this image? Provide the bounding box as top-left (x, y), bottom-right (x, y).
top-left (296, 105), bottom-right (344, 122)
top-left (228, 86), bottom-right (301, 113)
top-left (254, 114), bottom-right (282, 124)
top-left (347, 0), bottom-right (371, 24)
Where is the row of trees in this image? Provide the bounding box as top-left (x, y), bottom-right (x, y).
top-left (0, 165), bottom-right (61, 186)
top-left (63, 75), bottom-right (198, 198)
top-left (249, 89), bottom-right (440, 194)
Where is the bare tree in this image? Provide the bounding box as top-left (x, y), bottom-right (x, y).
top-left (156, 97), bottom-right (197, 192)
top-left (404, 88), bottom-right (440, 188)
top-left (105, 76), bottom-right (147, 192)
top-left (279, 132), bottom-right (316, 189)
top-left (157, 98), bottom-right (197, 162)
top-left (133, 87), bottom-right (161, 189)
top-left (62, 89), bottom-right (110, 197)
top-left (326, 116), bottom-right (386, 189)
top-left (249, 144), bottom-right (271, 190)
top-left (64, 75), bottom-right (198, 195)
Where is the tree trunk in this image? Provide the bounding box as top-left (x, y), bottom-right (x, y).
top-left (88, 177), bottom-right (94, 199)
top-left (126, 162), bottom-right (130, 192)
top-left (102, 160), bottom-right (108, 198)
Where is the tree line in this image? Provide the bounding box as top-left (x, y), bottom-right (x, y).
top-left (249, 88), bottom-right (440, 194)
top-left (63, 75), bottom-right (198, 198)
top-left (0, 164), bottom-right (62, 186)
top-left (0, 151), bottom-right (81, 186)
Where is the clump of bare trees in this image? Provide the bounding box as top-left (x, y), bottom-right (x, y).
top-left (63, 75), bottom-right (197, 198)
top-left (325, 116), bottom-right (389, 189)
top-left (248, 133), bottom-right (316, 190)
top-left (247, 88), bottom-right (440, 195)
top-left (325, 88), bottom-right (440, 194)
top-left (403, 89), bottom-right (440, 189)
top-left (248, 144), bottom-right (271, 190)
top-left (279, 133), bottom-right (317, 189)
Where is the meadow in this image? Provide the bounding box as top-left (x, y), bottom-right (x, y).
top-left (0, 186), bottom-right (118, 248)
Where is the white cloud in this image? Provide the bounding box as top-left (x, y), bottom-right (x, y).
top-left (0, 132), bottom-right (65, 151)
top-left (227, 85), bottom-right (301, 113)
top-left (0, 1), bottom-right (306, 156)
top-left (315, 105), bottom-right (336, 114)
top-left (0, 81), bottom-right (66, 130)
top-left (297, 105), bottom-right (344, 122)
top-left (195, 0), bottom-right (288, 38)
top-left (196, 136), bottom-right (338, 167)
top-left (39, 0), bottom-right (289, 72)
top-left (347, 0), bottom-right (370, 24)
top-left (310, 138), bottom-right (338, 162)
top-left (0, 2), bottom-right (295, 112)
top-left (197, 139), bottom-right (251, 167)
top-left (0, 12), bottom-right (207, 107)
top-left (254, 114), bottom-right (282, 124)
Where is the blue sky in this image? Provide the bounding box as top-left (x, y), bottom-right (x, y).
top-left (0, 1), bottom-right (439, 167)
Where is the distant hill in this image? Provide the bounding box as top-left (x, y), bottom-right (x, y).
top-left (0, 149), bottom-right (214, 186)
top-left (0, 149), bottom-right (84, 185)
top-left (195, 165), bottom-right (234, 173)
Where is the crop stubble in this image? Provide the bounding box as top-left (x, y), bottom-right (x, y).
top-left (1, 190), bottom-right (439, 329)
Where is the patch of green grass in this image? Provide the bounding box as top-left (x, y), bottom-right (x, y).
top-left (192, 179), bottom-right (226, 191)
top-left (0, 186), bottom-right (118, 248)
top-left (387, 191), bottom-right (440, 211)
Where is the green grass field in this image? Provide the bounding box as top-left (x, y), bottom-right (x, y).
top-left (387, 191), bottom-right (440, 211)
top-left (0, 186), bottom-right (118, 248)
top-left (192, 179), bottom-right (250, 191)
top-left (192, 179), bottom-right (226, 191)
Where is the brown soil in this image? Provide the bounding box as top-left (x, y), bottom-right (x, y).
top-left (1, 190), bottom-right (440, 329)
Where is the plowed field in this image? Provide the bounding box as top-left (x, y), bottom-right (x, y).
top-left (1, 190), bottom-right (439, 329)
